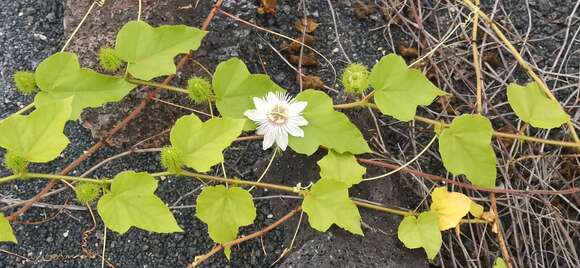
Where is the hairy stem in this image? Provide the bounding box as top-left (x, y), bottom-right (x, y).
top-left (25, 173), bottom-right (111, 185)
top-left (126, 78), bottom-right (190, 95)
top-left (0, 174), bottom-right (21, 184)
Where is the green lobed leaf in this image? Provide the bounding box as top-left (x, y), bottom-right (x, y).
top-left (317, 149), bottom-right (366, 187)
top-left (438, 114), bottom-right (497, 187)
top-left (397, 211), bottom-right (442, 260)
top-left (0, 98), bottom-right (71, 163)
top-left (370, 54), bottom-right (447, 121)
top-left (115, 20), bottom-right (207, 80)
top-left (212, 58), bottom-right (284, 130)
top-left (493, 257), bottom-right (508, 268)
top-left (97, 171), bottom-right (182, 234)
top-left (34, 52), bottom-right (136, 120)
top-left (170, 114), bottom-right (245, 173)
top-left (302, 178), bottom-right (363, 235)
top-left (0, 213), bottom-right (17, 243)
top-left (288, 90), bottom-right (370, 155)
top-left (196, 185), bottom-right (256, 244)
top-left (507, 82), bottom-right (570, 129)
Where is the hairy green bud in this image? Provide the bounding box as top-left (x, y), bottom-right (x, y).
top-left (75, 182), bottom-right (102, 204)
top-left (13, 71), bottom-right (37, 94)
top-left (3, 151), bottom-right (28, 175)
top-left (187, 76), bottom-right (212, 104)
top-left (98, 47), bottom-right (123, 72)
top-left (341, 63), bottom-right (370, 94)
top-left (160, 147), bottom-right (183, 173)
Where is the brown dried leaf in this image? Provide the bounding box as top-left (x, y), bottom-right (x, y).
top-left (295, 18), bottom-right (319, 33)
top-left (288, 53), bottom-right (318, 66)
top-left (353, 1), bottom-right (376, 20)
top-left (280, 34), bottom-right (315, 54)
top-left (398, 42), bottom-right (419, 59)
top-left (482, 51), bottom-right (501, 67)
top-left (298, 74), bottom-right (325, 90)
top-left (257, 0), bottom-right (278, 15)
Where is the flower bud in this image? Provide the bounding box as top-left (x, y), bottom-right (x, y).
top-left (13, 71), bottom-right (37, 94)
top-left (75, 182), bottom-right (102, 204)
top-left (160, 147), bottom-right (183, 173)
top-left (187, 76), bottom-right (212, 104)
top-left (341, 63), bottom-right (369, 94)
top-left (3, 151), bottom-right (29, 175)
top-left (98, 47), bottom-right (123, 72)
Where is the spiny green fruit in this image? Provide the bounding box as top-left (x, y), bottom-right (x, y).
top-left (160, 147), bottom-right (183, 173)
top-left (75, 182), bottom-right (102, 204)
top-left (341, 63), bottom-right (370, 94)
top-left (3, 151), bottom-right (28, 175)
top-left (98, 47), bottom-right (123, 72)
top-left (13, 71), bottom-right (37, 94)
top-left (187, 76), bottom-right (212, 104)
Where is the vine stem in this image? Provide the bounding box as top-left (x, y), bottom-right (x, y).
top-left (470, 0), bottom-right (483, 114)
top-left (24, 173), bottom-right (111, 184)
top-left (126, 78), bottom-right (190, 95)
top-left (188, 206), bottom-right (303, 268)
top-left (0, 174), bottom-right (20, 184)
top-left (334, 101), bottom-right (578, 148)
top-left (461, 0), bottom-right (580, 146)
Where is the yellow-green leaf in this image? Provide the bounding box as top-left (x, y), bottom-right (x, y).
top-left (0, 213), bottom-right (17, 243)
top-left (196, 185), bottom-right (256, 244)
top-left (370, 54), bottom-right (447, 121)
top-left (397, 211), bottom-right (442, 260)
top-left (169, 114), bottom-right (245, 173)
top-left (212, 58), bottom-right (284, 130)
top-left (34, 52), bottom-right (136, 120)
top-left (430, 187), bottom-right (471, 230)
top-left (507, 82), bottom-right (569, 129)
top-left (470, 202), bottom-right (484, 218)
top-left (302, 178), bottom-right (363, 235)
top-left (494, 257), bottom-right (508, 268)
top-left (317, 149), bottom-right (366, 187)
top-left (97, 171), bottom-right (182, 234)
top-left (288, 90), bottom-right (371, 155)
top-left (115, 20), bottom-right (207, 80)
top-left (438, 114), bottom-right (497, 187)
top-left (0, 98), bottom-right (71, 163)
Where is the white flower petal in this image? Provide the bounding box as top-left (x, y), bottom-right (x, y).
top-left (262, 129), bottom-right (276, 150)
top-left (285, 124), bottom-right (304, 137)
top-left (289, 115), bottom-right (309, 126)
top-left (253, 97), bottom-right (269, 113)
top-left (266, 92), bottom-right (279, 104)
top-left (289, 101), bottom-right (307, 115)
top-left (244, 109), bottom-right (267, 122)
top-left (275, 129), bottom-right (288, 151)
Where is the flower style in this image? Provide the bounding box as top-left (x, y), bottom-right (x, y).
top-left (244, 92), bottom-right (308, 151)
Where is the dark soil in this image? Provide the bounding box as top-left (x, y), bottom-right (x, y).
top-left (1, 0), bottom-right (579, 267)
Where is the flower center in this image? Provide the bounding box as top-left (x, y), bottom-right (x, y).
top-left (267, 104), bottom-right (288, 125)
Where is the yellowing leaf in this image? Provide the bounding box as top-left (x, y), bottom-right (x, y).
top-left (288, 90), bottom-right (371, 155)
top-left (115, 21), bottom-right (207, 80)
top-left (507, 82), bottom-right (569, 129)
top-left (0, 213), bottom-right (17, 243)
top-left (97, 171), bottom-right (182, 234)
top-left (397, 211), bottom-right (442, 260)
top-left (370, 54), bottom-right (447, 121)
top-left (302, 178), bottom-right (363, 235)
top-left (34, 52), bottom-right (136, 120)
top-left (438, 114), bottom-right (497, 187)
top-left (430, 187), bottom-right (471, 230)
top-left (170, 114), bottom-right (245, 173)
top-left (317, 150), bottom-right (366, 187)
top-left (469, 202), bottom-right (484, 218)
top-left (0, 98), bottom-right (71, 163)
top-left (196, 185), bottom-right (256, 244)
